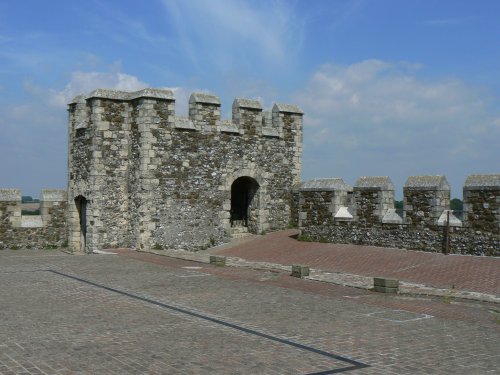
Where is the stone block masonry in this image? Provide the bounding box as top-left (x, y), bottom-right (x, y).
top-left (298, 175), bottom-right (499, 256)
top-left (67, 88), bottom-right (303, 253)
top-left (0, 189), bottom-right (68, 249)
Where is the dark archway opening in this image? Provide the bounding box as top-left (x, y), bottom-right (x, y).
top-left (231, 177), bottom-right (259, 227)
top-left (75, 196), bottom-right (88, 251)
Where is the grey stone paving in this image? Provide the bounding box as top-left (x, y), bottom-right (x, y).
top-left (0, 250), bottom-right (499, 374)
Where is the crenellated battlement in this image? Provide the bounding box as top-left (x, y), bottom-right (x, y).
top-left (67, 87), bottom-right (303, 252)
top-left (68, 88), bottom-right (303, 139)
top-left (0, 189), bottom-right (67, 249)
top-left (298, 174), bottom-right (500, 255)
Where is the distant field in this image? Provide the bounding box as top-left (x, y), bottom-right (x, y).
top-left (22, 203), bottom-right (40, 211)
top-left (22, 202), bottom-right (41, 215)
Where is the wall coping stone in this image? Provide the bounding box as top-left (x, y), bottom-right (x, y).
top-left (175, 116), bottom-right (196, 130)
top-left (84, 88), bottom-right (174, 101)
top-left (233, 98), bottom-right (262, 110)
top-left (41, 189), bottom-right (67, 202)
top-left (404, 175), bottom-right (450, 191)
top-left (0, 189), bottom-right (21, 201)
top-left (464, 174), bottom-right (500, 191)
top-left (220, 120), bottom-right (240, 134)
top-left (300, 178), bottom-right (352, 192)
top-left (354, 176), bottom-right (394, 191)
top-left (272, 103), bottom-right (303, 114)
top-left (189, 92), bottom-right (220, 105)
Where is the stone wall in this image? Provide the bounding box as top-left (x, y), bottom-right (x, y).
top-left (463, 174), bottom-right (500, 235)
top-left (68, 88), bottom-right (303, 253)
top-left (0, 189), bottom-right (68, 249)
top-left (299, 175), bottom-right (499, 256)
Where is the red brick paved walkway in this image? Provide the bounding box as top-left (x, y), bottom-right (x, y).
top-left (212, 230), bottom-right (500, 296)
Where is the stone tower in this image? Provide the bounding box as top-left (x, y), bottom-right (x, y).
top-left (67, 88), bottom-right (303, 253)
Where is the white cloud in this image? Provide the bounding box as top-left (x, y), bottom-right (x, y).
top-left (48, 71), bottom-right (149, 108)
top-left (161, 0), bottom-right (303, 70)
top-left (296, 60), bottom-right (500, 195)
top-left (299, 60), bottom-right (498, 147)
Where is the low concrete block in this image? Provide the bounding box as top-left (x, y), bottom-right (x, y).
top-left (373, 277), bottom-right (399, 293)
top-left (291, 264), bottom-right (310, 278)
top-left (373, 285), bottom-right (399, 294)
top-left (209, 255), bottom-right (226, 267)
top-left (374, 277), bottom-right (399, 288)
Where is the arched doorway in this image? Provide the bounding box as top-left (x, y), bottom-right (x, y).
top-left (75, 196), bottom-right (88, 252)
top-left (230, 177), bottom-right (259, 229)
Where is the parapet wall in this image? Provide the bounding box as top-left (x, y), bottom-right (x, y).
top-left (69, 88), bottom-right (303, 138)
top-left (0, 189), bottom-right (68, 249)
top-left (298, 174), bottom-right (499, 256)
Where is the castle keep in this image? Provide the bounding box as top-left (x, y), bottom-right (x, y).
top-left (67, 88), bottom-right (303, 252)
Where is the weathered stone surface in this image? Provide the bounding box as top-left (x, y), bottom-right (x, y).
top-left (189, 92), bottom-right (220, 105)
top-left (0, 189), bottom-right (21, 201)
top-left (355, 176), bottom-right (394, 191)
top-left (464, 174), bottom-right (500, 190)
top-left (291, 264), bottom-right (310, 278)
top-left (233, 98), bottom-right (262, 110)
top-left (209, 255), bottom-right (226, 266)
top-left (404, 175), bottom-right (450, 228)
top-left (353, 176), bottom-right (394, 225)
top-left (272, 103), bottom-right (304, 114)
top-left (299, 174), bottom-right (499, 256)
top-left (0, 190), bottom-right (68, 249)
top-left (67, 88), bottom-right (303, 253)
top-left (404, 175), bottom-right (450, 190)
top-left (373, 277), bottom-right (399, 288)
top-left (40, 189), bottom-right (67, 202)
top-left (463, 174), bottom-right (500, 235)
top-left (300, 178), bottom-right (352, 191)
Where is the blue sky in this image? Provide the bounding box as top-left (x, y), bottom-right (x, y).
top-left (0, 0), bottom-right (499, 198)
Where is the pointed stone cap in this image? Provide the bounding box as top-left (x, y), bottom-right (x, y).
top-left (382, 209), bottom-right (404, 224)
top-left (272, 103), bottom-right (303, 114)
top-left (404, 175), bottom-right (450, 191)
top-left (464, 174), bottom-right (500, 191)
top-left (334, 206), bottom-right (353, 221)
top-left (300, 178), bottom-right (352, 192)
top-left (189, 92), bottom-right (220, 105)
top-left (437, 210), bottom-right (463, 227)
top-left (232, 98), bottom-right (262, 110)
top-left (355, 176), bottom-right (394, 191)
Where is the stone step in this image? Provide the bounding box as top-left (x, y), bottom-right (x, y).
top-left (230, 226), bottom-right (250, 238)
